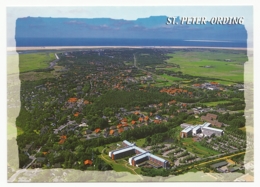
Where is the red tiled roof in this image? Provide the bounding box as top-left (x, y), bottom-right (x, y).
top-left (118, 128), bottom-right (124, 133)
top-left (74, 112), bottom-right (79, 117)
top-left (154, 119), bottom-right (161, 124)
top-left (84, 160), bottom-right (93, 165)
top-left (109, 130), bottom-right (114, 135)
top-left (117, 124), bottom-right (123, 128)
top-left (58, 135), bottom-right (67, 144)
top-left (68, 98), bottom-right (78, 103)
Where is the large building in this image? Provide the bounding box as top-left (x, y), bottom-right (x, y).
top-left (201, 113), bottom-right (223, 127)
top-left (180, 122), bottom-right (224, 138)
top-left (109, 140), bottom-right (170, 169)
top-left (180, 126), bottom-right (193, 138)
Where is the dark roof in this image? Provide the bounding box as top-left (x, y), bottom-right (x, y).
top-left (211, 161), bottom-right (228, 168)
top-left (229, 166), bottom-right (239, 172)
top-left (36, 157), bottom-right (46, 162)
top-left (53, 163), bottom-right (61, 168)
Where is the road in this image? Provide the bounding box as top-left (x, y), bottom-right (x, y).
top-left (194, 151), bottom-right (246, 167)
top-left (49, 53), bottom-right (60, 68)
top-left (8, 146), bottom-right (42, 182)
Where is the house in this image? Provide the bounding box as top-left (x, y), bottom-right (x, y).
top-left (110, 126), bottom-right (116, 130)
top-left (180, 126), bottom-right (193, 138)
top-left (109, 130), bottom-right (114, 136)
top-left (114, 132), bottom-right (119, 137)
top-left (52, 163), bottom-right (61, 168)
top-left (118, 128), bottom-right (124, 133)
top-left (155, 115), bottom-right (162, 120)
top-left (84, 160), bottom-right (93, 165)
top-left (210, 161), bottom-right (228, 169)
top-left (117, 124), bottom-right (123, 129)
top-left (23, 143), bottom-right (34, 154)
top-left (85, 130), bottom-right (92, 134)
top-left (153, 119), bottom-right (161, 124)
top-left (58, 135), bottom-right (67, 144)
top-left (103, 132), bottom-right (109, 138)
top-left (144, 116), bottom-right (149, 121)
top-left (201, 113), bottom-right (223, 127)
top-left (94, 128), bottom-right (101, 134)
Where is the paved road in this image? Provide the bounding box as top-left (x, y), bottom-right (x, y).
top-left (49, 53), bottom-right (60, 68)
top-left (8, 147), bottom-right (42, 182)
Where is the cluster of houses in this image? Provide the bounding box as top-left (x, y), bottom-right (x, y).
top-left (193, 82), bottom-right (224, 91)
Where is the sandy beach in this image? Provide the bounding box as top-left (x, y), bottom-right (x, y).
top-left (7, 46), bottom-right (250, 52)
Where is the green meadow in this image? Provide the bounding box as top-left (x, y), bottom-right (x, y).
top-left (181, 138), bottom-right (220, 158)
top-left (161, 74), bottom-right (185, 81)
top-left (202, 100), bottom-right (232, 107)
top-left (19, 52), bottom-right (56, 73)
top-left (165, 50), bottom-right (247, 83)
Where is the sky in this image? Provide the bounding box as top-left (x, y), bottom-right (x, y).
top-left (7, 6), bottom-right (253, 42)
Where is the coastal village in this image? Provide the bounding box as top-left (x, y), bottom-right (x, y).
top-left (8, 48), bottom-right (253, 181)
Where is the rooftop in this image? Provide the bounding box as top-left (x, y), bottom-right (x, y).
top-left (181, 126), bottom-right (194, 133)
top-left (202, 126), bottom-right (223, 132)
top-left (112, 146), bottom-right (135, 155)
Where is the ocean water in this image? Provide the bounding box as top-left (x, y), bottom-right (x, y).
top-left (14, 38), bottom-right (247, 48)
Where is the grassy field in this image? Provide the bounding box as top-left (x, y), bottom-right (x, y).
top-left (202, 100), bottom-right (232, 107)
top-left (135, 138), bottom-right (146, 147)
top-left (161, 74), bottom-right (185, 82)
top-left (185, 118), bottom-right (203, 125)
top-left (181, 138), bottom-right (220, 158)
top-left (19, 71), bottom-right (55, 81)
top-left (19, 52), bottom-right (56, 73)
top-left (165, 50), bottom-right (246, 83)
top-left (99, 152), bottom-right (137, 174)
top-left (124, 61), bottom-right (134, 66)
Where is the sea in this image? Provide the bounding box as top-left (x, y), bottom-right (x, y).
top-left (13, 38), bottom-right (247, 48)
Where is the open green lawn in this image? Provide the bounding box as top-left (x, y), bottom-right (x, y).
top-left (181, 138), bottom-right (220, 158)
top-left (160, 74), bottom-right (185, 82)
top-left (202, 100), bottom-right (232, 107)
top-left (185, 118), bottom-right (203, 125)
top-left (19, 52), bottom-right (56, 73)
top-left (165, 50), bottom-right (247, 83)
top-left (99, 154), bottom-right (136, 174)
top-left (19, 71), bottom-right (55, 81)
top-left (124, 61), bottom-right (134, 66)
top-left (135, 138), bottom-right (146, 147)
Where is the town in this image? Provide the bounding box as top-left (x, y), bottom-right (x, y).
top-left (7, 48), bottom-right (253, 181)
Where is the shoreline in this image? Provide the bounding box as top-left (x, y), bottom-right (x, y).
top-left (7, 46), bottom-right (250, 51)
